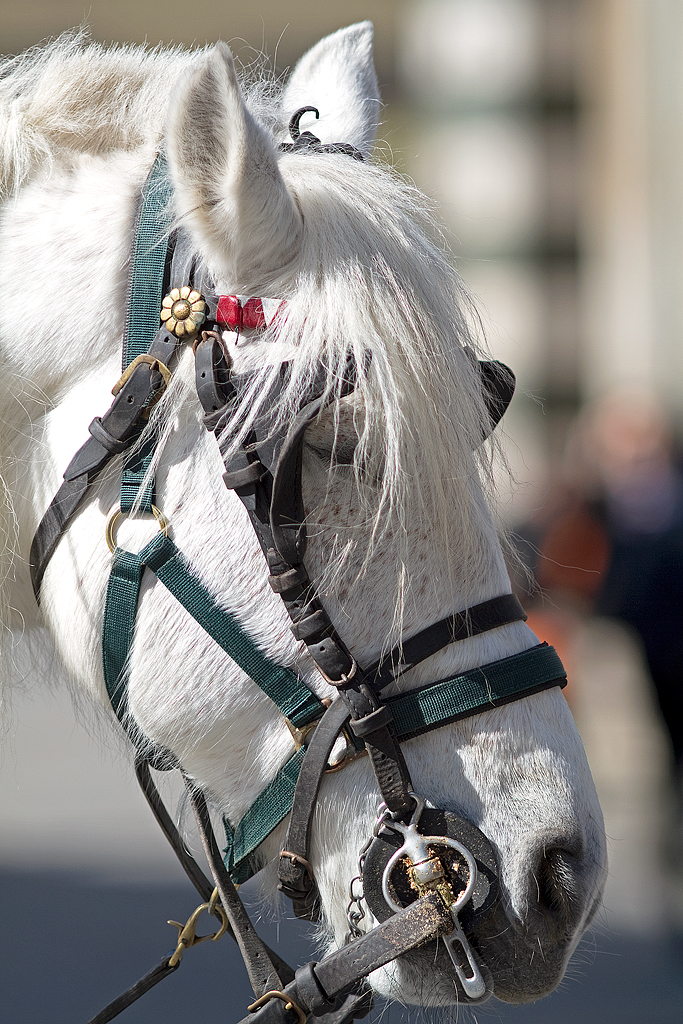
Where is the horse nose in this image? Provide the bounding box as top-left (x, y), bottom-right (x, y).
top-left (526, 837), bottom-right (588, 938)
top-left (474, 831), bottom-right (602, 1005)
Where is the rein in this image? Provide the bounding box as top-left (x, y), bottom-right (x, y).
top-left (30, 144), bottom-right (567, 1024)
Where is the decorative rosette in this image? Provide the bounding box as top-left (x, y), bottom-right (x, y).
top-left (160, 286), bottom-right (206, 337)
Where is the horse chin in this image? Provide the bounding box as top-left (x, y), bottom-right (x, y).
top-left (368, 940), bottom-right (568, 1008)
top-left (368, 950), bottom-right (476, 1008)
top-left (467, 898), bottom-right (593, 1005)
top-left (366, 899), bottom-right (594, 1007)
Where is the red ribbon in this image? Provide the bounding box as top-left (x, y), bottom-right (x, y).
top-left (216, 295), bottom-right (266, 330)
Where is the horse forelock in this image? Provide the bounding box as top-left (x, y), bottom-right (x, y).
top-left (138, 154), bottom-right (505, 625)
top-left (0, 30), bottom-right (508, 631)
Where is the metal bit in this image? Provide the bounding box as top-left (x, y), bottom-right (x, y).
top-left (442, 908), bottom-right (487, 999)
top-left (379, 793), bottom-right (487, 1000)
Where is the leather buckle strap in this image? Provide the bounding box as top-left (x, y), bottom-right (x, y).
top-left (236, 892), bottom-right (451, 1024)
top-left (369, 593), bottom-right (528, 690)
top-left (348, 704), bottom-right (393, 739)
top-left (277, 700), bottom-right (351, 920)
top-left (30, 353), bottom-right (176, 599)
top-left (112, 352), bottom-right (171, 398)
top-left (194, 330), bottom-right (234, 415)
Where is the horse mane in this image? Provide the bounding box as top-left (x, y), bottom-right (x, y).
top-left (144, 155), bottom-right (502, 624)
top-left (0, 31), bottom-right (202, 196)
top-left (0, 30), bottom-right (506, 648)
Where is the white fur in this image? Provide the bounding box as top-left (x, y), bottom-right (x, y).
top-left (0, 26), bottom-right (606, 1008)
top-left (280, 22), bottom-right (381, 158)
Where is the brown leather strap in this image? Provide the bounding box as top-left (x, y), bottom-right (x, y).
top-left (30, 353), bottom-right (172, 598)
top-left (235, 892), bottom-right (452, 1024)
top-left (368, 593), bottom-right (527, 688)
top-left (183, 775), bottom-right (290, 998)
top-left (277, 700), bottom-right (351, 918)
top-left (135, 761), bottom-right (295, 979)
top-left (85, 956), bottom-right (180, 1024)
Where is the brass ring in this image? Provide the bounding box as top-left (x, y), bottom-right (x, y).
top-left (105, 504), bottom-right (169, 553)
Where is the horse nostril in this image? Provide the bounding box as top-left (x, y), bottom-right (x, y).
top-left (531, 840), bottom-right (585, 936)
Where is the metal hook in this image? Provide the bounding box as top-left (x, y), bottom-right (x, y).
top-left (167, 891), bottom-right (229, 967)
top-left (289, 106), bottom-right (319, 141)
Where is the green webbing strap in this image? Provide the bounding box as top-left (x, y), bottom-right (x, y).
top-left (120, 436), bottom-right (157, 514)
top-left (120, 152), bottom-right (173, 513)
top-left (102, 152), bottom-right (173, 754)
top-left (388, 641), bottom-right (566, 740)
top-left (223, 748), bottom-right (307, 884)
top-left (140, 533), bottom-right (325, 728)
top-left (102, 549), bottom-right (145, 724)
top-left (102, 532), bottom-right (324, 753)
top-left (125, 152), bottom-right (174, 369)
top-left (221, 643), bottom-right (567, 883)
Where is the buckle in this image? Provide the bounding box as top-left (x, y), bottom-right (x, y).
top-left (112, 354), bottom-right (172, 415)
top-left (247, 991), bottom-right (306, 1024)
top-left (318, 657), bottom-right (358, 687)
top-left (284, 717), bottom-right (319, 751)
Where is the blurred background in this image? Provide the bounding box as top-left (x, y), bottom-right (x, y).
top-left (3, 2), bottom-right (683, 1021)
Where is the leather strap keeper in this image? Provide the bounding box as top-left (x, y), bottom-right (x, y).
top-left (349, 704), bottom-right (394, 739)
top-left (223, 462), bottom-right (265, 489)
top-left (268, 566), bottom-right (308, 595)
top-left (293, 962), bottom-right (337, 1016)
top-left (290, 610), bottom-right (331, 643)
top-left (88, 416), bottom-right (131, 454)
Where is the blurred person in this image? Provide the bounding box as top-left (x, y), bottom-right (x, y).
top-left (588, 393), bottom-right (683, 783)
top-left (523, 390), bottom-right (683, 857)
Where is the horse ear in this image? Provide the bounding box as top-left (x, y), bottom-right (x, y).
top-left (166, 42), bottom-right (303, 293)
top-left (281, 22), bottom-right (380, 159)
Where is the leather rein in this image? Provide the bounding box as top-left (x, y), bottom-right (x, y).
top-left (30, 134), bottom-right (567, 1024)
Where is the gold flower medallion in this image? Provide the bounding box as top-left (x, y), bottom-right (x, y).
top-left (160, 286), bottom-right (206, 337)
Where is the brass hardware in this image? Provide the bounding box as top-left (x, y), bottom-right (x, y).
top-left (161, 285), bottom-right (206, 337)
top-left (105, 503), bottom-right (169, 553)
top-left (247, 991), bottom-right (307, 1024)
top-left (167, 893), bottom-right (229, 967)
top-left (208, 886), bottom-right (221, 915)
top-left (284, 717), bottom-right (319, 751)
top-left (111, 353), bottom-right (172, 397)
top-left (319, 657), bottom-right (358, 687)
top-left (279, 850), bottom-right (314, 876)
top-left (284, 715), bottom-right (366, 772)
top-left (325, 727), bottom-right (368, 774)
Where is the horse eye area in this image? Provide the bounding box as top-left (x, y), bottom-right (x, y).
top-left (305, 403), bottom-right (360, 466)
top-left (306, 435), bottom-right (357, 465)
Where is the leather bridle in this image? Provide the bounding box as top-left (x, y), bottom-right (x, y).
top-left (30, 135), bottom-right (567, 1024)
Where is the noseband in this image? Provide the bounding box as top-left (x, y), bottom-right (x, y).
top-left (30, 142), bottom-right (567, 1024)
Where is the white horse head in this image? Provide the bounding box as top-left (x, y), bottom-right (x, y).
top-left (0, 23), bottom-right (606, 1010)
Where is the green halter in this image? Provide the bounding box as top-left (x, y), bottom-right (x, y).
top-left (99, 153), bottom-right (567, 885)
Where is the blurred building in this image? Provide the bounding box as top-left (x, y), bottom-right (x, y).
top-left (396, 0), bottom-right (683, 524)
top-left (395, 0), bottom-right (683, 937)
top-left (396, 0), bottom-right (580, 522)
